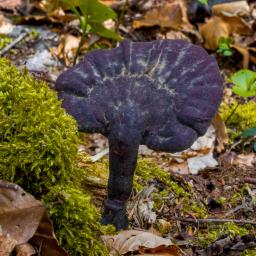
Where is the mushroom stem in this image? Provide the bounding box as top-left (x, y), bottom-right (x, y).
top-left (102, 125), bottom-right (142, 230)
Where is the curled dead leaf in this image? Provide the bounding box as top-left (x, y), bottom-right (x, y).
top-left (133, 0), bottom-right (191, 30)
top-left (212, 0), bottom-right (250, 17)
top-left (200, 16), bottom-right (229, 51)
top-left (102, 230), bottom-right (181, 256)
top-left (0, 181), bottom-right (67, 256)
top-left (0, 180), bottom-right (46, 244)
top-left (200, 5), bottom-right (251, 51)
top-left (15, 243), bottom-right (36, 256)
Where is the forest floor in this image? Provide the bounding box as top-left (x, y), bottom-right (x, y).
top-left (0, 0), bottom-right (256, 255)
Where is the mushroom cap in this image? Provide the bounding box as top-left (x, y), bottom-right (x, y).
top-left (56, 39), bottom-right (223, 153)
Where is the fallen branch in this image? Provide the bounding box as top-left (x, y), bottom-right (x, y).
top-left (0, 31), bottom-right (29, 56)
top-left (170, 217), bottom-right (256, 225)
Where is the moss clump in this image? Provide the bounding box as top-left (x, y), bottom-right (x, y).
top-left (43, 184), bottom-right (114, 256)
top-left (220, 99), bottom-right (256, 141)
top-left (134, 159), bottom-right (207, 218)
top-left (0, 58), bottom-right (111, 255)
top-left (0, 35), bottom-right (12, 50)
top-left (0, 58), bottom-right (78, 194)
top-left (197, 222), bottom-right (250, 247)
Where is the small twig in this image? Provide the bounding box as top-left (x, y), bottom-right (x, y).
top-left (0, 31), bottom-right (29, 56)
top-left (244, 177), bottom-right (256, 185)
top-left (225, 101), bottom-right (240, 124)
top-left (170, 217), bottom-right (256, 225)
top-left (89, 148), bottom-right (109, 162)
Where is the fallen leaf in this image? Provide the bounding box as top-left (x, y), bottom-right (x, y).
top-left (102, 230), bottom-right (181, 256)
top-left (212, 0), bottom-right (250, 17)
top-left (29, 212), bottom-right (68, 256)
top-left (15, 243), bottom-right (36, 256)
top-left (0, 234), bottom-right (17, 256)
top-left (133, 0), bottom-right (191, 30)
top-left (231, 44), bottom-right (250, 68)
top-left (200, 16), bottom-right (229, 50)
top-left (0, 0), bottom-right (23, 11)
top-left (0, 181), bottom-right (67, 256)
top-left (212, 114), bottom-right (229, 152)
top-left (0, 180), bottom-right (45, 244)
top-left (200, 14), bottom-right (251, 50)
top-left (55, 34), bottom-right (87, 65)
top-left (187, 153), bottom-right (218, 175)
top-left (233, 153), bottom-right (256, 168)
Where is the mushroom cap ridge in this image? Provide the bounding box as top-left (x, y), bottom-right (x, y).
top-left (56, 39), bottom-right (223, 153)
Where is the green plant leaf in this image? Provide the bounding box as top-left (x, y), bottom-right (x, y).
top-left (197, 0), bottom-right (208, 5)
top-left (241, 127), bottom-right (256, 138)
top-left (78, 0), bottom-right (116, 23)
top-left (230, 69), bottom-right (256, 97)
top-left (90, 23), bottom-right (121, 40)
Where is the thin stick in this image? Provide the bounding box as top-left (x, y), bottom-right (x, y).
top-left (244, 177), bottom-right (256, 185)
top-left (0, 31), bottom-right (29, 56)
top-left (225, 101), bottom-right (240, 123)
top-left (170, 217), bottom-right (256, 225)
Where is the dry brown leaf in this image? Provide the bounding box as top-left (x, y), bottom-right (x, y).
top-left (0, 180), bottom-right (46, 244)
top-left (212, 114), bottom-right (229, 152)
top-left (200, 16), bottom-right (230, 50)
top-left (55, 34), bottom-right (87, 65)
top-left (0, 181), bottom-right (67, 256)
top-left (200, 14), bottom-right (251, 50)
top-left (133, 0), bottom-right (191, 30)
top-left (29, 212), bottom-right (68, 256)
top-left (233, 153), bottom-right (256, 168)
top-left (231, 44), bottom-right (250, 68)
top-left (102, 230), bottom-right (181, 256)
top-left (0, 0), bottom-right (23, 10)
top-left (219, 152), bottom-right (256, 169)
top-left (213, 0), bottom-right (250, 17)
top-left (0, 234), bottom-right (17, 256)
top-left (15, 243), bottom-right (36, 256)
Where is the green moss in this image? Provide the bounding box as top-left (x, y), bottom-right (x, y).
top-left (43, 184), bottom-right (114, 256)
top-left (0, 58), bottom-right (79, 195)
top-left (241, 249), bottom-right (256, 256)
top-left (0, 58), bottom-right (111, 255)
top-left (134, 159), bottom-right (207, 218)
top-left (220, 99), bottom-right (256, 140)
top-left (197, 222), bottom-right (250, 247)
top-left (0, 35), bottom-right (12, 50)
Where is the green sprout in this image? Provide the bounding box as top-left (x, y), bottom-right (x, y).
top-left (62, 0), bottom-right (121, 64)
top-left (217, 37), bottom-right (234, 57)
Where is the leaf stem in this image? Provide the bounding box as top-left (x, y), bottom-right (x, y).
top-left (73, 13), bottom-right (89, 66)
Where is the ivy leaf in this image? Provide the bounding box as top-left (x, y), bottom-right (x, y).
top-left (230, 69), bottom-right (256, 97)
top-left (241, 127), bottom-right (256, 138)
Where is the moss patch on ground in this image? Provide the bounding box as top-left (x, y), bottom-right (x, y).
top-left (220, 99), bottom-right (256, 141)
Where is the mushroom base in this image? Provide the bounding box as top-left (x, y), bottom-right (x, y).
top-left (101, 199), bottom-right (129, 230)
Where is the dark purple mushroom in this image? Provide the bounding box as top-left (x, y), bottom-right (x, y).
top-left (55, 39), bottom-right (223, 230)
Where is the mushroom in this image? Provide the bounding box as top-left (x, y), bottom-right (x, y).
top-left (55, 39), bottom-right (223, 230)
